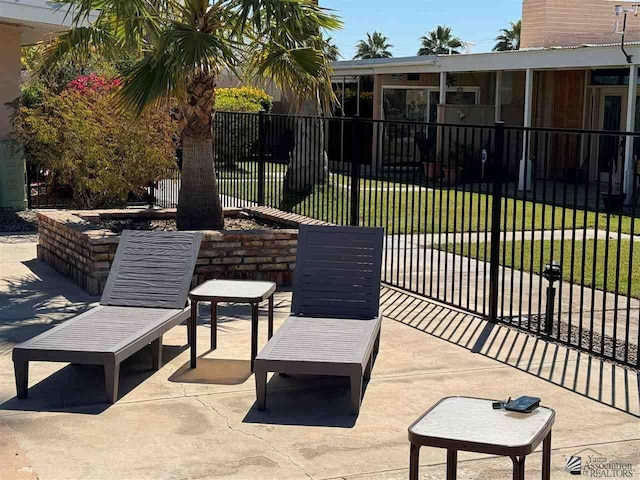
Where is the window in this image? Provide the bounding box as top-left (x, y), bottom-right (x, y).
top-left (382, 87), bottom-right (479, 123)
top-left (591, 68), bottom-right (640, 86)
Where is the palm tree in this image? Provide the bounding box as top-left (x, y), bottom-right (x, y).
top-left (44, 0), bottom-right (341, 230)
top-left (418, 26), bottom-right (463, 55)
top-left (493, 20), bottom-right (521, 51)
top-left (354, 32), bottom-right (393, 59)
top-left (323, 35), bottom-right (341, 62)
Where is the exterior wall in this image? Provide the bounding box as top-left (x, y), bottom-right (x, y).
top-left (0, 24), bottom-right (26, 210)
top-left (522, 0), bottom-right (640, 49)
top-left (37, 209), bottom-right (299, 295)
top-left (530, 69), bottom-right (588, 178)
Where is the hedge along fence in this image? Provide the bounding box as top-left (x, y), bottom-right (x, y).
top-left (213, 87), bottom-right (273, 168)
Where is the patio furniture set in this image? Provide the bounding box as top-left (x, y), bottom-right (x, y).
top-left (11, 225), bottom-right (555, 479)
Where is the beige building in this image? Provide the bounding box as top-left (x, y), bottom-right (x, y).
top-left (0, 0), bottom-right (76, 210)
top-left (522, 0), bottom-right (640, 49)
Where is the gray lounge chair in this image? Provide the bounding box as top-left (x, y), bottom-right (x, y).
top-left (13, 230), bottom-right (203, 403)
top-left (254, 225), bottom-right (384, 415)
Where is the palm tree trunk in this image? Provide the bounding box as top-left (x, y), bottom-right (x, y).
top-left (282, 101), bottom-right (328, 206)
top-left (177, 134), bottom-right (223, 230)
top-left (176, 73), bottom-right (224, 231)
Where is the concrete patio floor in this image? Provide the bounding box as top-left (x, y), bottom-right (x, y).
top-left (0, 237), bottom-right (638, 480)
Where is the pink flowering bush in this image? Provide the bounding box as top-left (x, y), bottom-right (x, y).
top-left (66, 73), bottom-right (122, 94)
top-left (15, 84), bottom-right (176, 208)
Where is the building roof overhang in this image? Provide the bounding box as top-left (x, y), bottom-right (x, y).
top-left (331, 43), bottom-right (640, 77)
top-left (0, 0), bottom-right (89, 45)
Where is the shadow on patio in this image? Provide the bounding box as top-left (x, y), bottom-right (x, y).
top-left (0, 343), bottom-right (188, 414)
top-left (379, 287), bottom-right (640, 418)
top-left (0, 259), bottom-right (97, 355)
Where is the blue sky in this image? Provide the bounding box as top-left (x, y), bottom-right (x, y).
top-left (322, 0), bottom-right (523, 59)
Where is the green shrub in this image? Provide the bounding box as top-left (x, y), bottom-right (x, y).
top-left (14, 83), bottom-right (177, 208)
top-left (215, 86), bottom-right (273, 113)
top-left (214, 87), bottom-right (273, 167)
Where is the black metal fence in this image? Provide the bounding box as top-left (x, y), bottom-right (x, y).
top-left (156, 111), bottom-right (640, 369)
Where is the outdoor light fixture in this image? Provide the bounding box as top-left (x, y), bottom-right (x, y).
top-left (612, 1), bottom-right (640, 63)
top-left (542, 261), bottom-right (562, 336)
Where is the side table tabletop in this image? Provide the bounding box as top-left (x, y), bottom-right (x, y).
top-left (408, 396), bottom-right (555, 480)
top-left (188, 280), bottom-right (277, 371)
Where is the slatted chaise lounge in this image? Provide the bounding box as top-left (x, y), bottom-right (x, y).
top-left (13, 230), bottom-right (203, 403)
top-left (254, 225), bottom-right (384, 415)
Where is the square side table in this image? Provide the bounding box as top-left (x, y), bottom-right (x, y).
top-left (408, 396), bottom-right (555, 480)
top-left (188, 280), bottom-right (277, 371)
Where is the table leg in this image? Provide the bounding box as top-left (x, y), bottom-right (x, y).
top-left (190, 300), bottom-right (198, 369)
top-left (542, 431), bottom-right (552, 480)
top-left (446, 449), bottom-right (458, 480)
top-left (268, 295), bottom-right (274, 340)
top-left (211, 302), bottom-right (218, 350)
top-left (251, 303), bottom-right (259, 372)
top-left (511, 456), bottom-right (526, 480)
top-left (409, 443), bottom-right (420, 480)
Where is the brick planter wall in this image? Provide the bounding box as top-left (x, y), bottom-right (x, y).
top-left (37, 209), bottom-right (298, 296)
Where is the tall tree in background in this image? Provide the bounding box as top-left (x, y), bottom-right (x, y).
top-left (418, 26), bottom-right (462, 55)
top-left (323, 35), bottom-right (341, 61)
top-left (354, 31), bottom-right (393, 59)
top-left (493, 20), bottom-right (521, 51)
top-left (43, 0), bottom-right (341, 230)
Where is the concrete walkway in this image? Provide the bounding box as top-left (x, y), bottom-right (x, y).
top-left (385, 234), bottom-right (640, 364)
top-left (0, 236), bottom-right (638, 479)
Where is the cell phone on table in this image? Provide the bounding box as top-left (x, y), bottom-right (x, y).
top-left (504, 396), bottom-right (540, 413)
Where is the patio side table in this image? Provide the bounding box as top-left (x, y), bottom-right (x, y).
top-left (188, 280), bottom-right (277, 372)
top-left (408, 396), bottom-right (555, 480)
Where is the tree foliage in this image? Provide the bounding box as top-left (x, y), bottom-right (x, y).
top-left (494, 20), bottom-right (521, 52)
top-left (418, 26), bottom-right (463, 55)
top-left (354, 31), bottom-right (393, 59)
top-left (14, 79), bottom-right (177, 208)
top-left (39, 0), bottom-right (342, 229)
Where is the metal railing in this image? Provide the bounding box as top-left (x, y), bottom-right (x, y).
top-left (157, 111), bottom-right (640, 369)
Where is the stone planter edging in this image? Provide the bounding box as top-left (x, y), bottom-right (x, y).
top-left (36, 208), bottom-right (298, 295)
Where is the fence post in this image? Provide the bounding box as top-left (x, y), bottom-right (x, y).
top-left (257, 111), bottom-right (266, 206)
top-left (25, 165), bottom-right (32, 210)
top-left (148, 181), bottom-right (155, 209)
top-left (350, 115), bottom-right (361, 226)
top-left (488, 121), bottom-right (505, 324)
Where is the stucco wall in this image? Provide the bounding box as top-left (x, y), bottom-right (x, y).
top-left (0, 24), bottom-right (26, 210)
top-left (0, 24), bottom-right (20, 140)
top-left (522, 0), bottom-right (640, 49)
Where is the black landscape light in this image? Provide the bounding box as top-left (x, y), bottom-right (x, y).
top-left (542, 261), bottom-right (561, 336)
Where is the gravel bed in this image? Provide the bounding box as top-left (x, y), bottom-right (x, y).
top-left (97, 216), bottom-right (280, 234)
top-left (502, 314), bottom-right (638, 368)
top-left (0, 210), bottom-right (38, 233)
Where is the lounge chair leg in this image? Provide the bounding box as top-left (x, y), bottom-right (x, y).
top-left (256, 369), bottom-right (267, 411)
top-left (151, 336), bottom-right (163, 371)
top-left (374, 329), bottom-right (381, 357)
top-left (104, 361), bottom-right (120, 404)
top-left (350, 373), bottom-right (363, 415)
top-left (14, 360), bottom-right (28, 399)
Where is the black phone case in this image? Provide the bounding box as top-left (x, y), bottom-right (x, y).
top-left (504, 396), bottom-right (540, 413)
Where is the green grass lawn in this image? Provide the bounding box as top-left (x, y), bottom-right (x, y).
top-left (444, 239), bottom-right (640, 299)
top-left (217, 168), bottom-right (639, 235)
